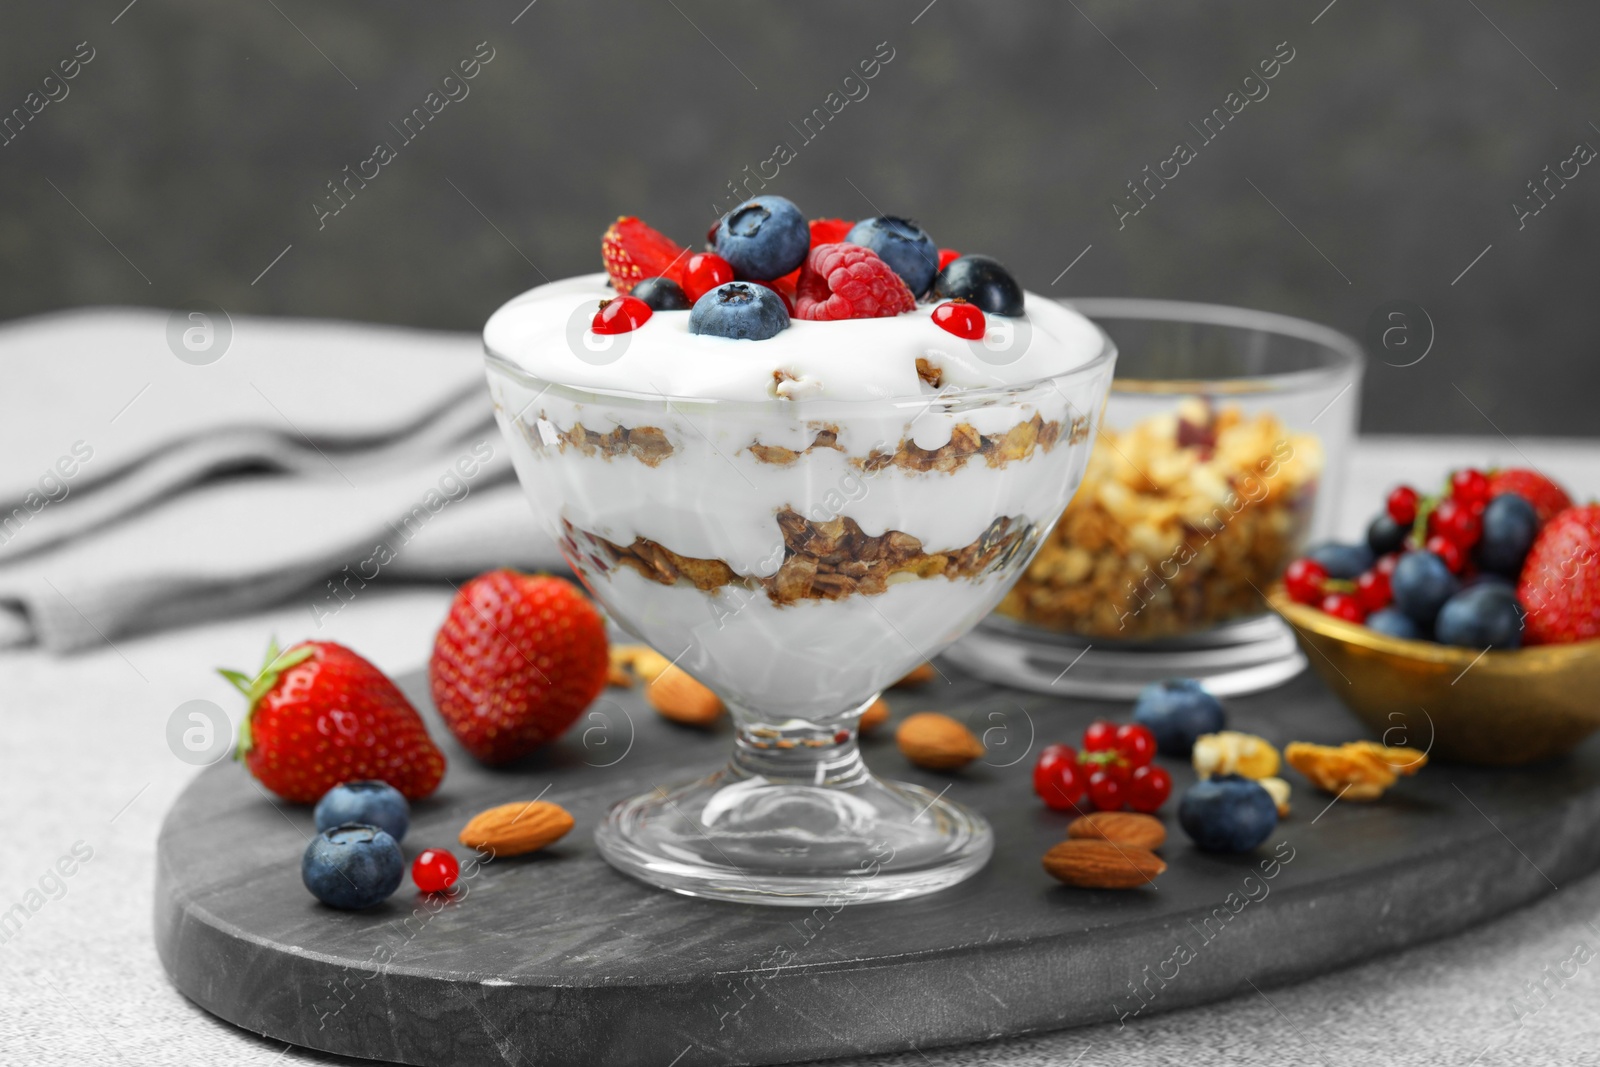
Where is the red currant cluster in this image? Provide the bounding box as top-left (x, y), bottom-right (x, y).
top-left (1032, 722), bottom-right (1172, 813)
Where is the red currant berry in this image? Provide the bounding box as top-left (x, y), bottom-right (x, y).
top-left (931, 300), bottom-right (987, 341)
top-left (749, 280), bottom-right (795, 316)
top-left (937, 248), bottom-right (961, 272)
top-left (1375, 552), bottom-right (1401, 577)
top-left (1040, 761), bottom-right (1087, 811)
top-left (1425, 534), bottom-right (1465, 573)
top-left (1387, 486), bottom-right (1419, 526)
top-left (1283, 557), bottom-right (1328, 604)
top-left (1320, 592), bottom-right (1366, 623)
top-left (1112, 723), bottom-right (1157, 768)
top-left (1032, 744), bottom-right (1077, 797)
top-left (1450, 468), bottom-right (1490, 507)
top-left (1087, 769), bottom-right (1124, 812)
top-left (1082, 720), bottom-right (1118, 753)
top-left (1126, 764), bottom-right (1172, 813)
top-left (411, 848), bottom-right (460, 894)
top-left (1355, 568), bottom-right (1392, 611)
top-left (1430, 497), bottom-right (1481, 547)
top-left (591, 295), bottom-right (652, 335)
top-left (683, 252), bottom-right (735, 302)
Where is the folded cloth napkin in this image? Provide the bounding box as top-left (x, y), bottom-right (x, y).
top-left (0, 308), bottom-right (562, 652)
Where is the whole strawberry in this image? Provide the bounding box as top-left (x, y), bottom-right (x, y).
top-left (221, 641), bottom-right (446, 803)
top-left (1487, 468), bottom-right (1573, 526)
top-left (430, 571), bottom-right (609, 764)
top-left (1518, 505), bottom-right (1600, 646)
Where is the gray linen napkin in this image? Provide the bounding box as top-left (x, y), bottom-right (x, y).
top-left (0, 308), bottom-right (560, 651)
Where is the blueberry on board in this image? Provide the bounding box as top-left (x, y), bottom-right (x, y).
top-left (314, 780), bottom-right (410, 842)
top-left (1391, 550), bottom-right (1460, 625)
top-left (1366, 608), bottom-right (1423, 641)
top-left (845, 216), bottom-right (940, 296)
top-left (1132, 678), bottom-right (1227, 757)
top-left (1435, 584), bottom-right (1524, 649)
top-left (931, 254), bottom-right (1025, 317)
top-left (1306, 541), bottom-right (1375, 580)
top-left (1474, 494), bottom-right (1539, 576)
top-left (714, 196), bottom-right (810, 281)
top-left (302, 824), bottom-right (404, 910)
top-left (1178, 775), bottom-right (1279, 853)
top-left (630, 276), bottom-right (692, 311)
top-left (1366, 514), bottom-right (1408, 557)
top-left (688, 282), bottom-right (790, 341)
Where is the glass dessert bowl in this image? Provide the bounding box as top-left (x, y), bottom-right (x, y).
top-left (483, 267), bottom-right (1115, 906)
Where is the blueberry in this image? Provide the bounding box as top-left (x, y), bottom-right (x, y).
top-left (314, 780), bottom-right (409, 842)
top-left (1306, 541), bottom-right (1374, 580)
top-left (845, 216), bottom-right (940, 296)
top-left (630, 277), bottom-right (691, 311)
top-left (688, 282), bottom-right (790, 341)
top-left (931, 254), bottom-right (1025, 317)
top-left (1366, 514), bottom-right (1408, 557)
top-left (1391, 550), bottom-right (1460, 625)
top-left (302, 824), bottom-right (404, 910)
top-left (1366, 608), bottom-right (1423, 640)
top-left (1178, 775), bottom-right (1279, 853)
top-left (1474, 494), bottom-right (1538, 576)
top-left (1435, 584), bottom-right (1524, 649)
top-left (714, 196), bottom-right (809, 281)
top-left (1463, 571), bottom-right (1515, 592)
top-left (1132, 678), bottom-right (1227, 758)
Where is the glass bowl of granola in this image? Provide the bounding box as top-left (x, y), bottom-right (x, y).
top-left (945, 299), bottom-right (1363, 698)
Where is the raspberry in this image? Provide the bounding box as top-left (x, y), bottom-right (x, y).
top-left (793, 243), bottom-right (916, 321)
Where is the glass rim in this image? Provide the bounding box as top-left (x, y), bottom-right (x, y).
top-left (1058, 296), bottom-right (1364, 396)
top-left (481, 319), bottom-right (1119, 411)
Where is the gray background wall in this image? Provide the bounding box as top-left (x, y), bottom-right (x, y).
top-left (2, 0), bottom-right (1595, 435)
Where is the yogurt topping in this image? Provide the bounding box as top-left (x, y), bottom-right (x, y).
top-left (484, 273), bottom-right (1106, 402)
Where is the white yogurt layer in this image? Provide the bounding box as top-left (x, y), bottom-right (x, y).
top-left (484, 273), bottom-right (1105, 402)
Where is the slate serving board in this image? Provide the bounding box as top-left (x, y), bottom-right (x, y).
top-left (155, 667), bottom-right (1600, 1067)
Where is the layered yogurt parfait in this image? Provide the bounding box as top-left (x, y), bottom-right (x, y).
top-left (483, 198), bottom-right (1115, 904)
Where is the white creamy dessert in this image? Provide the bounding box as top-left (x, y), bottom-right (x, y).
top-left (484, 272), bottom-right (1113, 718)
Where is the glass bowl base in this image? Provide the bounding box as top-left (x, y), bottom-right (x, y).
top-left (595, 767), bottom-right (993, 907)
top-left (944, 613), bottom-right (1307, 699)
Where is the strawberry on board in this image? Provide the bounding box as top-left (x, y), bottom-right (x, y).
top-left (221, 641), bottom-right (446, 803)
top-left (1487, 468), bottom-right (1574, 526)
top-left (601, 216), bottom-right (689, 294)
top-left (429, 570), bottom-right (609, 765)
top-left (1518, 504), bottom-right (1600, 646)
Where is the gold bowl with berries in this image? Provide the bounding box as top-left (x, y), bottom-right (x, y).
top-left (1268, 585), bottom-right (1600, 765)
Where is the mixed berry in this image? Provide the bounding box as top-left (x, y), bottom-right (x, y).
top-left (1284, 467), bottom-right (1597, 649)
top-left (594, 199), bottom-right (1026, 341)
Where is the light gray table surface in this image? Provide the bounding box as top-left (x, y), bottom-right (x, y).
top-left (4, 436), bottom-right (1598, 1066)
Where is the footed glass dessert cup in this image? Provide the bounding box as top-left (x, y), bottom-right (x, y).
top-left (484, 339), bottom-right (1115, 905)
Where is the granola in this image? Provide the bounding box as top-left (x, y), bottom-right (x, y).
top-left (996, 400), bottom-right (1322, 639)
top-left (562, 509), bottom-right (1038, 606)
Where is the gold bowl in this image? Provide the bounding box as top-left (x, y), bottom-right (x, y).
top-left (1266, 586), bottom-right (1600, 765)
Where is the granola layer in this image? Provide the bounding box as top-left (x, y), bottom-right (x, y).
top-left (562, 509), bottom-right (1037, 606)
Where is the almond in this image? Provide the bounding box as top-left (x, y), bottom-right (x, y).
top-left (646, 665), bottom-right (723, 726)
top-left (858, 697), bottom-right (890, 734)
top-left (609, 644), bottom-right (671, 684)
top-left (893, 662), bottom-right (936, 688)
top-left (896, 712), bottom-right (984, 770)
top-left (458, 800), bottom-right (574, 857)
top-left (1042, 839), bottom-right (1166, 889)
top-left (1067, 811), bottom-right (1166, 850)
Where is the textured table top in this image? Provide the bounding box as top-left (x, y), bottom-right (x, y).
top-left (6, 435), bottom-right (1600, 1066)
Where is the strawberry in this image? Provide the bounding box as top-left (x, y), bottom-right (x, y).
top-left (601, 216), bottom-right (689, 294)
top-left (1517, 504), bottom-right (1600, 645)
top-left (1487, 468), bottom-right (1573, 526)
top-left (221, 641), bottom-right (446, 803)
top-left (429, 571), bottom-right (609, 765)
top-left (794, 243), bottom-right (916, 321)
